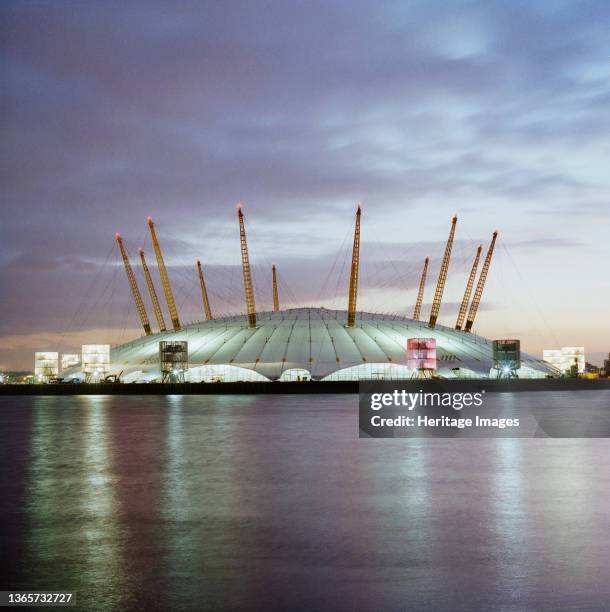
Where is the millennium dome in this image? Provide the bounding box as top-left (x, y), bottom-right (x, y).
top-left (62, 207), bottom-right (558, 382)
top-left (64, 308), bottom-right (555, 382)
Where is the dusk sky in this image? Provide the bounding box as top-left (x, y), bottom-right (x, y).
top-left (1, 0), bottom-right (609, 370)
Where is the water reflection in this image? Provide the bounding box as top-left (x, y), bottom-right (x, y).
top-left (106, 396), bottom-right (166, 609)
top-left (24, 397), bottom-right (127, 610)
top-left (490, 396), bottom-right (528, 602)
top-left (78, 397), bottom-right (128, 607)
top-left (0, 398), bottom-right (33, 586)
top-left (162, 395), bottom-right (248, 608)
top-left (0, 393), bottom-right (608, 611)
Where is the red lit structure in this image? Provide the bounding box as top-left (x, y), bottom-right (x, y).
top-left (407, 338), bottom-right (437, 376)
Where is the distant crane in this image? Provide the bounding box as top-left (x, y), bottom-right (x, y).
top-left (196, 259), bottom-right (213, 321)
top-left (455, 245), bottom-right (482, 330)
top-left (148, 217), bottom-right (181, 331)
top-left (412, 256), bottom-right (429, 321)
top-left (238, 205), bottom-right (257, 328)
top-left (272, 264), bottom-right (280, 312)
top-left (116, 234), bottom-right (151, 335)
top-left (139, 248), bottom-right (166, 333)
top-left (428, 215), bottom-right (458, 328)
top-left (347, 204), bottom-right (362, 327)
top-left (464, 231), bottom-right (498, 332)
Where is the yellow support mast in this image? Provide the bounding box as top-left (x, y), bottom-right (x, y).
top-left (428, 215), bottom-right (458, 328)
top-left (464, 231), bottom-right (498, 332)
top-left (139, 248), bottom-right (166, 333)
top-left (455, 245), bottom-right (482, 330)
top-left (272, 264), bottom-right (280, 312)
top-left (346, 204), bottom-right (362, 328)
top-left (147, 216), bottom-right (181, 331)
top-left (412, 256), bottom-right (429, 321)
top-left (116, 234), bottom-right (151, 335)
top-left (237, 205), bottom-right (257, 328)
top-left (196, 259), bottom-right (213, 321)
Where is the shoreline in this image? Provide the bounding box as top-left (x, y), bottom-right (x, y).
top-left (1, 378), bottom-right (609, 396)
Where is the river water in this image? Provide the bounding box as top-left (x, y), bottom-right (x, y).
top-left (1, 393), bottom-right (610, 611)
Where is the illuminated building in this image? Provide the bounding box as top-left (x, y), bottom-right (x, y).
top-left (543, 347), bottom-right (585, 375)
top-left (81, 344), bottom-right (111, 382)
top-left (34, 352), bottom-right (59, 381)
top-left (62, 309), bottom-right (556, 382)
top-left (60, 354), bottom-right (80, 372)
top-left (60, 208), bottom-right (559, 383)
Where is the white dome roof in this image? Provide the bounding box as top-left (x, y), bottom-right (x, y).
top-left (80, 307), bottom-right (554, 381)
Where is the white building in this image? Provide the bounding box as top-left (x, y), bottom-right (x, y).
top-left (60, 354), bottom-right (80, 372)
top-left (543, 347), bottom-right (585, 374)
top-left (81, 344), bottom-right (111, 381)
top-left (34, 352), bottom-right (59, 381)
top-left (61, 308), bottom-right (558, 382)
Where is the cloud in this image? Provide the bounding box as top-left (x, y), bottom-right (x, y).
top-left (507, 237), bottom-right (583, 250)
top-left (7, 253), bottom-right (99, 273)
top-left (1, 0), bottom-right (609, 368)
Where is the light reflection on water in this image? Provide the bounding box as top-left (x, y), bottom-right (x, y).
top-left (1, 393), bottom-right (609, 611)
top-left (23, 397), bottom-right (129, 610)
